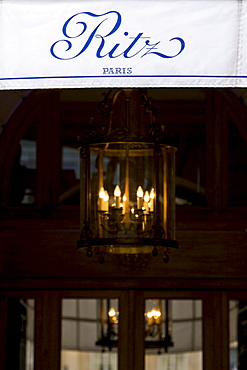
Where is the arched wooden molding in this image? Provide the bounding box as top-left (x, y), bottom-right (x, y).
top-left (1, 88), bottom-right (247, 213)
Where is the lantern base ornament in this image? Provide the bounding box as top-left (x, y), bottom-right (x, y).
top-left (77, 235), bottom-right (178, 265)
top-left (77, 216), bottom-right (178, 265)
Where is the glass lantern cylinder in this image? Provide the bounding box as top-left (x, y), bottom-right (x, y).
top-left (77, 89), bottom-right (178, 263)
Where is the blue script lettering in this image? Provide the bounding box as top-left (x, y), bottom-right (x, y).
top-left (50, 11), bottom-right (185, 60)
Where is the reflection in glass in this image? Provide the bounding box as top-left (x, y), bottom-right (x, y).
top-left (62, 146), bottom-right (80, 180)
top-left (145, 300), bottom-right (173, 352)
top-left (59, 146), bottom-right (80, 205)
top-left (61, 299), bottom-right (118, 370)
top-left (145, 299), bottom-right (202, 370)
top-left (8, 141), bottom-right (37, 206)
top-left (165, 116), bottom-right (207, 207)
top-left (229, 300), bottom-right (247, 370)
top-left (6, 299), bottom-right (34, 370)
top-left (96, 299), bottom-right (119, 350)
top-left (228, 120), bottom-right (247, 206)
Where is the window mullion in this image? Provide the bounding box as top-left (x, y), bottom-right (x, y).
top-left (34, 291), bottom-right (61, 370)
top-left (203, 292), bottom-right (229, 370)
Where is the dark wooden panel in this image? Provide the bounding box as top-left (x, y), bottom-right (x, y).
top-left (1, 226), bottom-right (247, 282)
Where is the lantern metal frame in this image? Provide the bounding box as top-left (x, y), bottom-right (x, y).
top-left (77, 89), bottom-right (178, 265)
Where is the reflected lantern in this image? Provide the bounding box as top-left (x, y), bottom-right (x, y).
top-left (77, 89), bottom-right (178, 265)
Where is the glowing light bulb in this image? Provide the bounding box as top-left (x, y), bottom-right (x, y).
top-left (147, 311), bottom-right (153, 319)
top-left (108, 307), bottom-right (116, 317)
top-left (104, 191), bottom-right (109, 202)
top-left (103, 190), bottom-right (109, 212)
top-left (108, 307), bottom-right (118, 323)
top-left (153, 310), bottom-right (161, 319)
top-left (146, 308), bottom-right (161, 322)
top-left (114, 185), bottom-right (121, 208)
top-left (137, 186), bottom-right (144, 209)
top-left (114, 185), bottom-right (121, 197)
top-left (150, 188), bottom-right (155, 212)
top-left (137, 186), bottom-right (144, 198)
top-left (122, 194), bottom-right (127, 214)
top-left (98, 187), bottom-right (105, 210)
top-left (99, 187), bottom-right (105, 199)
top-left (143, 190), bottom-right (150, 214)
top-left (144, 191), bottom-right (150, 203)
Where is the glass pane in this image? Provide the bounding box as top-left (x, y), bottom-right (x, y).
top-left (79, 141), bottom-right (177, 263)
top-left (145, 299), bottom-right (202, 370)
top-left (59, 146), bottom-right (80, 205)
top-left (7, 140), bottom-right (37, 206)
top-left (229, 300), bottom-right (247, 370)
top-left (6, 299), bottom-right (35, 370)
top-left (176, 130), bottom-right (207, 207)
top-left (61, 299), bottom-right (118, 370)
top-left (228, 120), bottom-right (247, 207)
top-left (164, 106), bottom-right (207, 208)
top-left (89, 143), bottom-right (156, 243)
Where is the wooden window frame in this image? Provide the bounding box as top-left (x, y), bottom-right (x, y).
top-left (1, 288), bottom-right (238, 370)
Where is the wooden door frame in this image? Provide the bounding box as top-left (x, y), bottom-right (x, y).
top-left (2, 287), bottom-right (245, 370)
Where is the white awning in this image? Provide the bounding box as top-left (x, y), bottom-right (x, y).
top-left (0, 0), bottom-right (247, 89)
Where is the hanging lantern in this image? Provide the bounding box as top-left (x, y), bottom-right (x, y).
top-left (96, 299), bottom-right (119, 351)
top-left (96, 298), bottom-right (173, 353)
top-left (145, 299), bottom-right (174, 353)
top-left (77, 89), bottom-right (178, 265)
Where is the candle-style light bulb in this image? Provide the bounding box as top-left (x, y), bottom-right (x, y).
top-left (122, 194), bottom-right (127, 214)
top-left (99, 187), bottom-right (105, 198)
top-left (108, 307), bottom-right (118, 323)
top-left (103, 190), bottom-right (109, 212)
top-left (99, 187), bottom-right (105, 210)
top-left (114, 185), bottom-right (121, 197)
top-left (150, 188), bottom-right (155, 212)
top-left (114, 185), bottom-right (121, 208)
top-left (146, 308), bottom-right (161, 326)
top-left (137, 186), bottom-right (144, 198)
top-left (108, 307), bottom-right (116, 317)
top-left (137, 186), bottom-right (144, 209)
top-left (143, 190), bottom-right (150, 213)
top-left (144, 191), bottom-right (150, 203)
